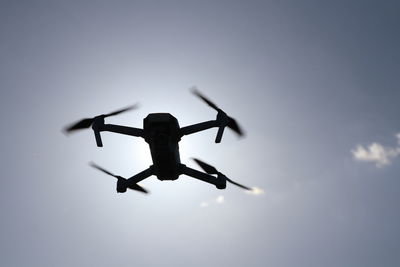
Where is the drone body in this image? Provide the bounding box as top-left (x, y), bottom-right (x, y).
top-left (65, 89), bottom-right (250, 194)
top-left (144, 113), bottom-right (182, 181)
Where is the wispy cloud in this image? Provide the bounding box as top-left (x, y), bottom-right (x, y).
top-left (246, 186), bottom-right (265, 196)
top-left (200, 187), bottom-right (266, 207)
top-left (200, 202), bottom-right (209, 208)
top-left (352, 133), bottom-right (400, 167)
top-left (200, 195), bottom-right (225, 208)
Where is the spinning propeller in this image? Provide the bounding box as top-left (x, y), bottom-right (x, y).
top-left (191, 87), bottom-right (244, 143)
top-left (89, 162), bottom-right (148, 194)
top-left (64, 105), bottom-right (138, 133)
top-left (64, 104), bottom-right (138, 147)
top-left (192, 158), bottom-right (251, 191)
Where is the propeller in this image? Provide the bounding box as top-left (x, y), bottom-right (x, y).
top-left (191, 87), bottom-right (221, 111)
top-left (64, 104), bottom-right (138, 133)
top-left (192, 158), bottom-right (251, 191)
top-left (190, 87), bottom-right (244, 140)
top-left (89, 162), bottom-right (148, 194)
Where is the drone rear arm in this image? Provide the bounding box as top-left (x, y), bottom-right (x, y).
top-left (180, 164), bottom-right (226, 189)
top-left (180, 120), bottom-right (219, 137)
top-left (125, 166), bottom-right (154, 186)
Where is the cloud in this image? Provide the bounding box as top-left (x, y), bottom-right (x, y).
top-left (200, 187), bottom-right (266, 208)
top-left (200, 195), bottom-right (225, 207)
top-left (215, 195), bottom-right (225, 204)
top-left (246, 186), bottom-right (265, 196)
top-left (352, 133), bottom-right (400, 167)
top-left (200, 202), bottom-right (209, 208)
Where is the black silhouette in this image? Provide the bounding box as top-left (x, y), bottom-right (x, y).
top-left (64, 88), bottom-right (250, 194)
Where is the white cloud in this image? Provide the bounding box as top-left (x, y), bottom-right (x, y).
top-left (200, 195), bottom-right (225, 208)
top-left (245, 186), bottom-right (265, 196)
top-left (200, 186), bottom-right (266, 208)
top-left (352, 133), bottom-right (400, 167)
top-left (215, 195), bottom-right (225, 204)
top-left (200, 202), bottom-right (209, 208)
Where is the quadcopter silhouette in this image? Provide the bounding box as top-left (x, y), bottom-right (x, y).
top-left (65, 88), bottom-right (251, 194)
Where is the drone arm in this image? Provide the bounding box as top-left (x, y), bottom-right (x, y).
top-left (115, 166), bottom-right (154, 193)
top-left (99, 124), bottom-right (144, 137)
top-left (180, 165), bottom-right (226, 189)
top-left (180, 120), bottom-right (219, 137)
top-left (125, 165), bottom-right (154, 186)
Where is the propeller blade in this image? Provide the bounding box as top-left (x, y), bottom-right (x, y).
top-left (89, 162), bottom-right (120, 179)
top-left (191, 87), bottom-right (220, 111)
top-left (192, 158), bottom-right (219, 174)
top-left (190, 88), bottom-right (246, 139)
top-left (227, 118), bottom-right (244, 136)
top-left (225, 177), bottom-right (251, 191)
top-left (64, 118), bottom-right (95, 133)
top-left (192, 158), bottom-right (251, 191)
top-left (104, 104), bottom-right (139, 117)
top-left (64, 104), bottom-right (138, 133)
top-left (90, 162), bottom-right (149, 194)
top-left (127, 183), bottom-right (149, 194)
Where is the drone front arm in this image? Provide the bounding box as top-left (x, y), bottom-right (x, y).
top-left (99, 124), bottom-right (144, 137)
top-left (180, 120), bottom-right (219, 137)
top-left (90, 116), bottom-right (144, 147)
top-left (180, 165), bottom-right (226, 189)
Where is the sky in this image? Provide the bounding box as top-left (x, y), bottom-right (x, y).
top-left (1, 0), bottom-right (400, 266)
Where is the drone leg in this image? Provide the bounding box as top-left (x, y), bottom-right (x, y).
top-left (180, 165), bottom-right (226, 189)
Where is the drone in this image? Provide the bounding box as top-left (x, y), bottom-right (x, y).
top-left (64, 88), bottom-right (251, 194)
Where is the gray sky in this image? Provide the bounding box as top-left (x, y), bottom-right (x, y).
top-left (1, 1), bottom-right (400, 266)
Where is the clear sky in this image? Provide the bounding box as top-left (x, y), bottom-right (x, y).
top-left (1, 1), bottom-right (400, 266)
